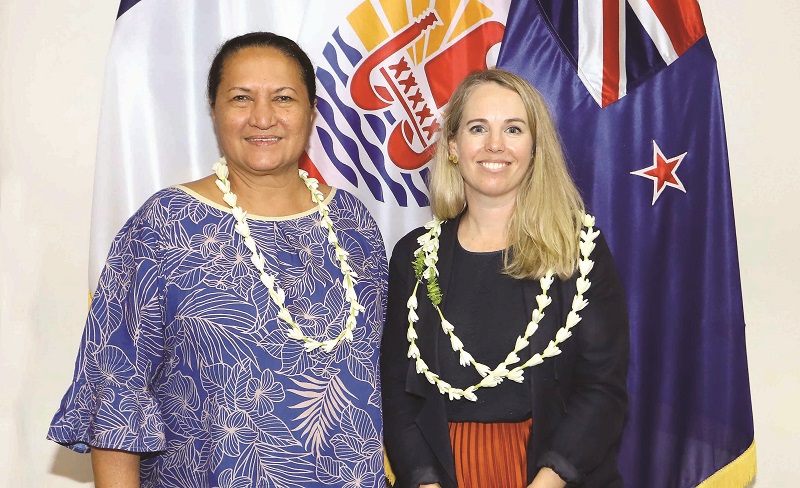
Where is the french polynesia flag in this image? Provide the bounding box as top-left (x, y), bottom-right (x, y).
top-left (497, 1), bottom-right (754, 486)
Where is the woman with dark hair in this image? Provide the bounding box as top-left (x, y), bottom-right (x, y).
top-left (381, 69), bottom-right (629, 488)
top-left (48, 32), bottom-right (387, 487)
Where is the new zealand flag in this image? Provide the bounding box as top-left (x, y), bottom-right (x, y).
top-left (497, 0), bottom-right (754, 486)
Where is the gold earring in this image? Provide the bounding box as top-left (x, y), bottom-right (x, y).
top-left (448, 153), bottom-right (458, 164)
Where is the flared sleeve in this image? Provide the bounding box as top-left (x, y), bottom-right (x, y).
top-left (47, 203), bottom-right (168, 454)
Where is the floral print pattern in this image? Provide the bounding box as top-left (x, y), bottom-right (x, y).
top-left (48, 187), bottom-right (387, 488)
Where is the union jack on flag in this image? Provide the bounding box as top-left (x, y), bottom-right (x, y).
top-left (534, 0), bottom-right (707, 107)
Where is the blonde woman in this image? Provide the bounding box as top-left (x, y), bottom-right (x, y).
top-left (381, 70), bottom-right (629, 488)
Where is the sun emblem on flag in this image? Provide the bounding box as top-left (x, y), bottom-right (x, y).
top-left (308, 0), bottom-right (508, 207)
top-left (631, 140), bottom-right (688, 205)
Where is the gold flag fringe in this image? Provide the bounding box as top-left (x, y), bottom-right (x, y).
top-left (696, 440), bottom-right (757, 488)
top-left (384, 451), bottom-right (396, 485)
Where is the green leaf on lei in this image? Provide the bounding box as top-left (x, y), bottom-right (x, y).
top-left (426, 277), bottom-right (442, 306)
top-left (413, 252), bottom-right (425, 280)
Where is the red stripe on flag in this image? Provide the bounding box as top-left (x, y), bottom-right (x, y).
top-left (299, 151), bottom-right (326, 184)
top-left (645, 0), bottom-right (706, 55)
top-left (602, 0), bottom-right (621, 107)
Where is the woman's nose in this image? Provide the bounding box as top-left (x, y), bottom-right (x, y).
top-left (486, 132), bottom-right (504, 152)
top-left (249, 100), bottom-right (276, 129)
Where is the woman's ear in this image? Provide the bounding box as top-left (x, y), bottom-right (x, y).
top-left (310, 99), bottom-right (317, 124)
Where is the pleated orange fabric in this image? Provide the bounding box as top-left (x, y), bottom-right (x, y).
top-left (448, 418), bottom-right (532, 488)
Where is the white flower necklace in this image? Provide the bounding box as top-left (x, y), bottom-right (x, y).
top-left (406, 214), bottom-right (599, 401)
top-left (212, 157), bottom-right (364, 353)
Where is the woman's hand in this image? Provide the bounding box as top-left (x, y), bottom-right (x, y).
top-left (527, 467), bottom-right (567, 488)
top-left (91, 447), bottom-right (140, 488)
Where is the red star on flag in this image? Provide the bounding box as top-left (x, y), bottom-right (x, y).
top-left (631, 140), bottom-right (687, 205)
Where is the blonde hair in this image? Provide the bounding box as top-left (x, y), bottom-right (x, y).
top-left (428, 69), bottom-right (585, 280)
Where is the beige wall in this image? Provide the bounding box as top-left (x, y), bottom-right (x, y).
top-left (701, 0), bottom-right (800, 483)
top-left (0, 0), bottom-right (796, 485)
top-left (1, 1), bottom-right (117, 486)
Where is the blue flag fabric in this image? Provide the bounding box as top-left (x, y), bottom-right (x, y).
top-left (117, 0), bottom-right (139, 18)
top-left (497, 1), bottom-right (754, 486)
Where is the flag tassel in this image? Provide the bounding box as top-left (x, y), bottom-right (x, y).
top-left (384, 451), bottom-right (396, 485)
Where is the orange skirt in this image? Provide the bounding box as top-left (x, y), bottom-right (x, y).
top-left (448, 418), bottom-right (532, 488)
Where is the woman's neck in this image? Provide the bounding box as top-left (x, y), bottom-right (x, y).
top-left (227, 168), bottom-right (313, 217)
top-left (457, 199), bottom-right (515, 252)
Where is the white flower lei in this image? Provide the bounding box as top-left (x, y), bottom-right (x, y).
top-left (406, 214), bottom-right (600, 401)
top-left (212, 157), bottom-right (364, 353)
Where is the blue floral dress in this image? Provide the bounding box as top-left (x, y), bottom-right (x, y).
top-left (48, 187), bottom-right (388, 488)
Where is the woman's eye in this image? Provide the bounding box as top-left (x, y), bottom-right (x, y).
top-left (506, 126), bottom-right (523, 134)
top-left (232, 95), bottom-right (250, 102)
top-left (275, 95), bottom-right (293, 103)
top-left (468, 125), bottom-right (486, 134)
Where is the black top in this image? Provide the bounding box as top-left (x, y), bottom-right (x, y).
top-left (439, 239), bottom-right (532, 422)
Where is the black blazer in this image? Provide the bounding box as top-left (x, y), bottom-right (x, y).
top-left (381, 218), bottom-right (629, 487)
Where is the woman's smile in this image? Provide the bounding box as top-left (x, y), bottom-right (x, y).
top-left (477, 160), bottom-right (511, 171)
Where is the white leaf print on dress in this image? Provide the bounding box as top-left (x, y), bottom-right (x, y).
top-left (85, 341), bottom-right (134, 384)
top-left (287, 373), bottom-right (355, 455)
top-left (316, 454), bottom-right (345, 485)
top-left (332, 405), bottom-right (383, 475)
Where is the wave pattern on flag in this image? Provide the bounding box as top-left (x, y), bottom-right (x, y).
top-left (497, 1), bottom-right (754, 487)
